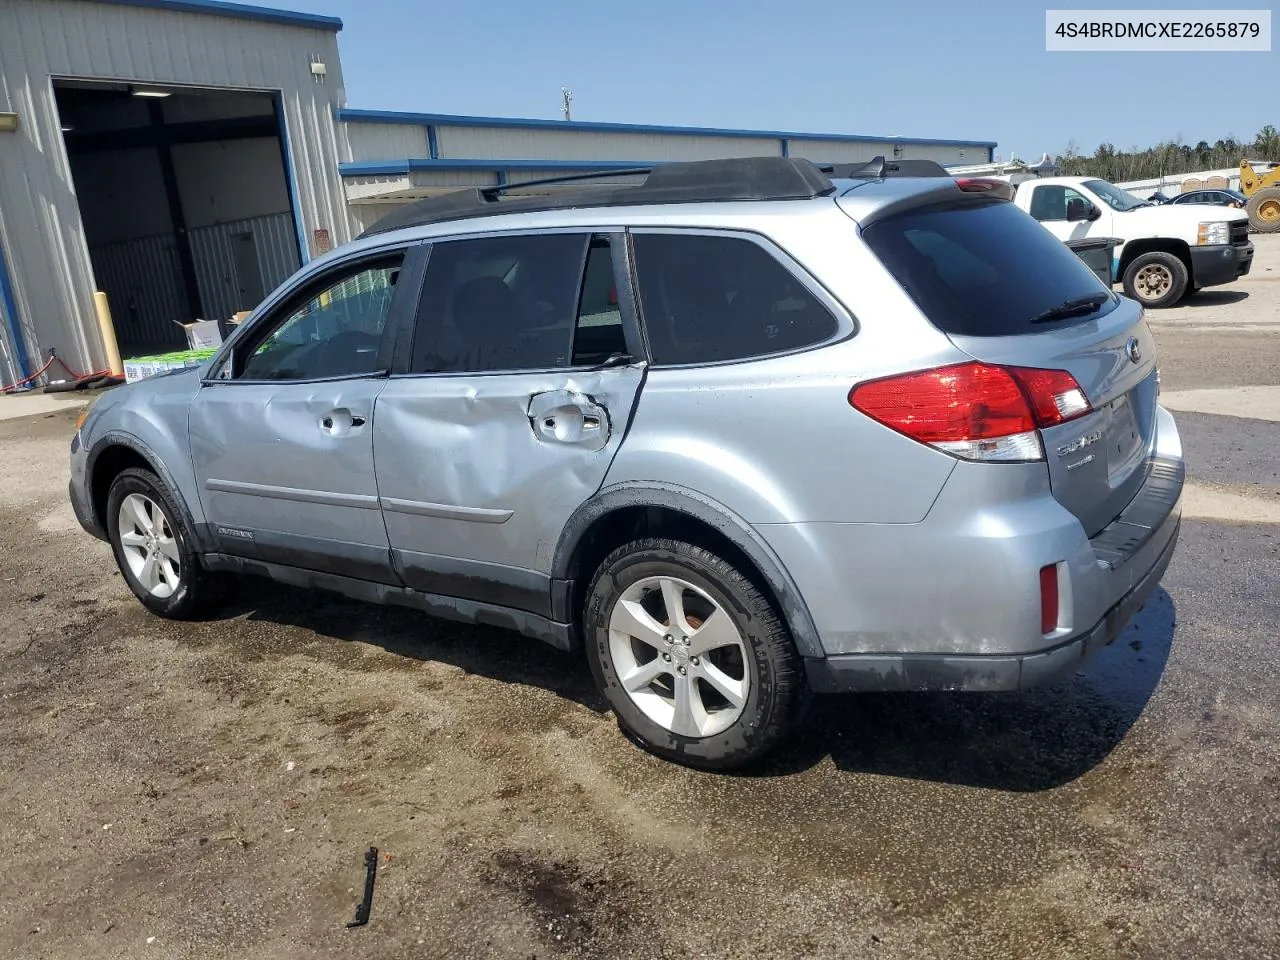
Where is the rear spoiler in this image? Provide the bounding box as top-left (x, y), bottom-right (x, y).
top-left (953, 177), bottom-right (1017, 201)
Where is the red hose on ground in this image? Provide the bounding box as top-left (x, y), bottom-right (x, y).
top-left (2, 352), bottom-right (112, 394)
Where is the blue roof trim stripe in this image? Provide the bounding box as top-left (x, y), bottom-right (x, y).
top-left (93, 0), bottom-right (342, 30)
top-left (340, 159), bottom-right (662, 177)
top-left (335, 108), bottom-right (997, 150)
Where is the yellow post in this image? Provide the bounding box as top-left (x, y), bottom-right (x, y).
top-left (93, 291), bottom-right (124, 376)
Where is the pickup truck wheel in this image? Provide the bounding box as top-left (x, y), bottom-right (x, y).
top-left (106, 467), bottom-right (227, 619)
top-left (1122, 251), bottom-right (1188, 308)
top-left (1246, 186), bottom-right (1280, 233)
top-left (583, 538), bottom-right (808, 771)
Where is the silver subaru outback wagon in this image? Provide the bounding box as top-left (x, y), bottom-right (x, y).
top-left (69, 157), bottom-right (1183, 770)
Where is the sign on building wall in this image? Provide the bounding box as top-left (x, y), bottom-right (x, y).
top-left (312, 228), bottom-right (332, 256)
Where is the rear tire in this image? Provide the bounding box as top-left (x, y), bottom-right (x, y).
top-left (1246, 186), bottom-right (1280, 233)
top-left (583, 538), bottom-right (808, 771)
top-left (106, 467), bottom-right (226, 619)
top-left (1122, 251), bottom-right (1188, 308)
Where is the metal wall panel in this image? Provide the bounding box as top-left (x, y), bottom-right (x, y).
top-left (788, 141), bottom-right (885, 164)
top-left (86, 233), bottom-right (188, 351)
top-left (347, 123), bottom-right (431, 162)
top-left (437, 127), bottom-right (783, 163)
top-left (189, 212), bottom-right (300, 323)
top-left (0, 0), bottom-right (350, 377)
top-left (790, 140), bottom-right (990, 165)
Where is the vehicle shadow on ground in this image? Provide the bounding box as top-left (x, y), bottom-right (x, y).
top-left (217, 580), bottom-right (1174, 792)
top-left (753, 589), bottom-right (1178, 791)
top-left (1181, 290), bottom-right (1249, 307)
top-left (217, 579), bottom-right (607, 712)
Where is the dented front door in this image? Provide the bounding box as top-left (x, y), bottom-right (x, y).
top-left (189, 378), bottom-right (393, 581)
top-left (372, 366), bottom-right (643, 616)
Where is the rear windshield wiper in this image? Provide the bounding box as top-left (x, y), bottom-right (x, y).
top-left (1028, 294), bottom-right (1110, 324)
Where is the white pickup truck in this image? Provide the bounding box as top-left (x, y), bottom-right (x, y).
top-left (1010, 176), bottom-right (1254, 307)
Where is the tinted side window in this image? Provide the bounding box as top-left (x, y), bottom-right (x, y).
top-left (1028, 185), bottom-right (1088, 221)
top-left (1028, 185), bottom-right (1065, 221)
top-left (411, 234), bottom-right (589, 373)
top-left (237, 257), bottom-right (402, 381)
top-left (632, 233), bottom-right (838, 365)
top-left (863, 198), bottom-right (1113, 338)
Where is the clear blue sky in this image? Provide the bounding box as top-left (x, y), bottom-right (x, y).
top-left (280, 0), bottom-right (1273, 158)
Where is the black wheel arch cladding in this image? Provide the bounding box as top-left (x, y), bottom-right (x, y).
top-left (553, 482), bottom-right (824, 658)
top-left (89, 431), bottom-right (208, 552)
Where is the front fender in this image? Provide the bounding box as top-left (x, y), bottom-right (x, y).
top-left (83, 372), bottom-right (205, 545)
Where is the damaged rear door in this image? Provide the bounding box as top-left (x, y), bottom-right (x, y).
top-left (373, 230), bottom-right (644, 618)
top-left (189, 245), bottom-right (421, 582)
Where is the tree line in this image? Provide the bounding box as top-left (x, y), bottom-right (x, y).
top-left (1055, 125), bottom-right (1280, 181)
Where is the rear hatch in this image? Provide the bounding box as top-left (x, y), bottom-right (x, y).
top-left (854, 192), bottom-right (1158, 536)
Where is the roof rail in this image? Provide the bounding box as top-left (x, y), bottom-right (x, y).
top-left (358, 157), bottom-right (836, 237)
top-left (819, 157), bottom-right (951, 179)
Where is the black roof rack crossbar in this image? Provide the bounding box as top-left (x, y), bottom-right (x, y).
top-left (480, 167), bottom-right (654, 196)
top-left (358, 157), bottom-right (838, 237)
top-left (819, 156), bottom-right (950, 179)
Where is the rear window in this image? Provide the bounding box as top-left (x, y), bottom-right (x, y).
top-left (862, 199), bottom-right (1114, 337)
top-left (632, 232), bottom-right (839, 365)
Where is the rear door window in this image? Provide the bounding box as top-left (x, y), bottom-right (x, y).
top-left (862, 198), bottom-right (1114, 337)
top-left (631, 232), bottom-right (838, 365)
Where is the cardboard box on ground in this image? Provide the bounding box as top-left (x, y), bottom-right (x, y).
top-left (122, 312), bottom-right (252, 383)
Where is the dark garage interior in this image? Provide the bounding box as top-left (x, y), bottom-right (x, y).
top-left (55, 82), bottom-right (302, 356)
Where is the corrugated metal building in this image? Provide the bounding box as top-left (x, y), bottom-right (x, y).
top-left (338, 111), bottom-right (996, 232)
top-left (0, 0), bottom-right (997, 384)
top-left (0, 0), bottom-right (350, 381)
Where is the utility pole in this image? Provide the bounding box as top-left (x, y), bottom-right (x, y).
top-left (561, 87), bottom-right (573, 122)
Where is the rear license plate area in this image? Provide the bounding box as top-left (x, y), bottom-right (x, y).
top-left (1107, 392), bottom-right (1144, 483)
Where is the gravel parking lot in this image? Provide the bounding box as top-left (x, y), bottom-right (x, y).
top-left (2, 237), bottom-right (1278, 960)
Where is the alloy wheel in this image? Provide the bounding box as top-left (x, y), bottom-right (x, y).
top-left (117, 493), bottom-right (181, 599)
top-left (608, 575), bottom-right (749, 738)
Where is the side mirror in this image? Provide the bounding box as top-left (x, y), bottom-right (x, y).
top-left (1087, 203), bottom-right (1102, 221)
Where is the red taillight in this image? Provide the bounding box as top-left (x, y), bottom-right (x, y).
top-left (848, 362), bottom-right (1092, 462)
top-left (1039, 564), bottom-right (1059, 634)
top-left (1007, 366), bottom-right (1092, 427)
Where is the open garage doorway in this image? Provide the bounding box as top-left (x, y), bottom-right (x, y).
top-left (54, 81), bottom-right (303, 356)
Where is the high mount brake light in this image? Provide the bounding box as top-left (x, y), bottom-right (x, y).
top-left (954, 178), bottom-right (1016, 201)
top-left (848, 362), bottom-right (1093, 463)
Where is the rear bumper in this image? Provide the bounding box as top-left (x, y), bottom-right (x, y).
top-left (1189, 242), bottom-right (1253, 287)
top-left (768, 405), bottom-right (1184, 693)
top-left (805, 513), bottom-right (1179, 693)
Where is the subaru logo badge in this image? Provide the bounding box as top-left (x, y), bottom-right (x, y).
top-left (1126, 337), bottom-right (1142, 364)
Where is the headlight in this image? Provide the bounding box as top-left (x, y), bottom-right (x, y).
top-left (1197, 222), bottom-right (1230, 245)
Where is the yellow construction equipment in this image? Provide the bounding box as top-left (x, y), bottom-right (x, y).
top-left (1239, 159), bottom-right (1280, 232)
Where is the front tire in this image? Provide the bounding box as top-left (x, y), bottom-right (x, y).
top-left (1122, 251), bottom-right (1188, 308)
top-left (583, 538), bottom-right (808, 770)
top-left (106, 467), bottom-right (224, 619)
